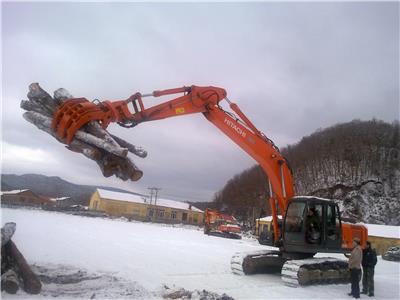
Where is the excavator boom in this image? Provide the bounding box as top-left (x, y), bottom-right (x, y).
top-left (52, 85), bottom-right (294, 245)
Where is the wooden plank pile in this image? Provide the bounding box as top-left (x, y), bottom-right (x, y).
top-left (20, 83), bottom-right (146, 181)
top-left (1, 223), bottom-right (42, 294)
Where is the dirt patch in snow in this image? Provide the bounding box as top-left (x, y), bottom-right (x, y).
top-left (27, 264), bottom-right (152, 299)
top-left (2, 264), bottom-right (235, 299)
top-left (162, 285), bottom-right (234, 300)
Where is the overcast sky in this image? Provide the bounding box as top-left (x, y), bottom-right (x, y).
top-left (1, 2), bottom-right (399, 202)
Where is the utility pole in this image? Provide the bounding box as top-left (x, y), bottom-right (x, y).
top-left (147, 187), bottom-right (161, 220)
top-left (147, 188), bottom-right (154, 205)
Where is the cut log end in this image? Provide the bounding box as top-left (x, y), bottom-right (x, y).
top-left (131, 170), bottom-right (143, 181)
top-left (1, 222), bottom-right (16, 245)
top-left (1, 270), bottom-right (19, 294)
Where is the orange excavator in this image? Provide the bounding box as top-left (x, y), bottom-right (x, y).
top-left (204, 208), bottom-right (242, 239)
top-left (51, 85), bottom-right (368, 286)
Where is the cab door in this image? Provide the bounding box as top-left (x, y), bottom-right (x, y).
top-left (324, 203), bottom-right (342, 250)
top-left (283, 201), bottom-right (306, 246)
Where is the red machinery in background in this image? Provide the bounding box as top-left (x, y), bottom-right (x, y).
top-left (204, 208), bottom-right (242, 239)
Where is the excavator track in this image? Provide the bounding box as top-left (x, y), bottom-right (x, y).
top-left (281, 257), bottom-right (350, 287)
top-left (231, 250), bottom-right (286, 275)
top-left (231, 252), bottom-right (350, 287)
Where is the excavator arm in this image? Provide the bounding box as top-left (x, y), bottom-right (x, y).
top-left (52, 85), bottom-right (295, 244)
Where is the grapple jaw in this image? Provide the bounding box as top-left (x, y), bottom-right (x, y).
top-left (51, 98), bottom-right (132, 144)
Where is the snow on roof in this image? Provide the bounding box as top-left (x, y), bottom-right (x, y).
top-left (153, 197), bottom-right (203, 212)
top-left (97, 189), bottom-right (147, 204)
top-left (96, 189), bottom-right (203, 213)
top-left (0, 189), bottom-right (28, 196)
top-left (292, 196), bottom-right (333, 202)
top-left (362, 223), bottom-right (400, 239)
top-left (51, 197), bottom-right (71, 201)
top-left (257, 215), bottom-right (282, 222)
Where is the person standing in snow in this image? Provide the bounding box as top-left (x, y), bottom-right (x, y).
top-left (345, 238), bottom-right (363, 299)
top-left (362, 241), bottom-right (377, 297)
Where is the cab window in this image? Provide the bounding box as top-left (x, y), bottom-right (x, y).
top-left (285, 202), bottom-right (306, 233)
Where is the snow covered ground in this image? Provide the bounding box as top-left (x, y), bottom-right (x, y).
top-left (1, 207), bottom-right (399, 299)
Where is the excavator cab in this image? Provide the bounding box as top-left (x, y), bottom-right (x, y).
top-left (282, 197), bottom-right (342, 255)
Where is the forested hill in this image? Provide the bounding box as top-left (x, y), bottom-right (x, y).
top-left (213, 120), bottom-right (400, 225)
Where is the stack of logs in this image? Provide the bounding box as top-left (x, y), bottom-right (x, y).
top-left (20, 83), bottom-right (147, 182)
top-left (1, 223), bottom-right (42, 294)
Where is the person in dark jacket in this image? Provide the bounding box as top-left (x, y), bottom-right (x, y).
top-left (362, 241), bottom-right (377, 297)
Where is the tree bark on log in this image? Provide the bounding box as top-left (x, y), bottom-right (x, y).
top-left (23, 112), bottom-right (128, 158)
top-left (5, 241), bottom-right (42, 294)
top-left (20, 83), bottom-right (146, 181)
top-left (110, 134), bottom-right (147, 158)
top-left (1, 223), bottom-right (41, 295)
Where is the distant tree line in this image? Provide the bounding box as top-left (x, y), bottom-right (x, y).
top-left (213, 165), bottom-right (270, 227)
top-left (211, 119), bottom-right (400, 224)
top-left (284, 119), bottom-right (399, 195)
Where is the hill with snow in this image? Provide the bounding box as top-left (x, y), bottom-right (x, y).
top-left (213, 120), bottom-right (400, 225)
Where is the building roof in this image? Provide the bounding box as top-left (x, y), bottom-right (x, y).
top-left (38, 195), bottom-right (57, 204)
top-left (0, 189), bottom-right (29, 196)
top-left (361, 223), bottom-right (400, 239)
top-left (96, 189), bottom-right (203, 212)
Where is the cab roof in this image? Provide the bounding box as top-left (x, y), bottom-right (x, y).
top-left (291, 196), bottom-right (335, 203)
